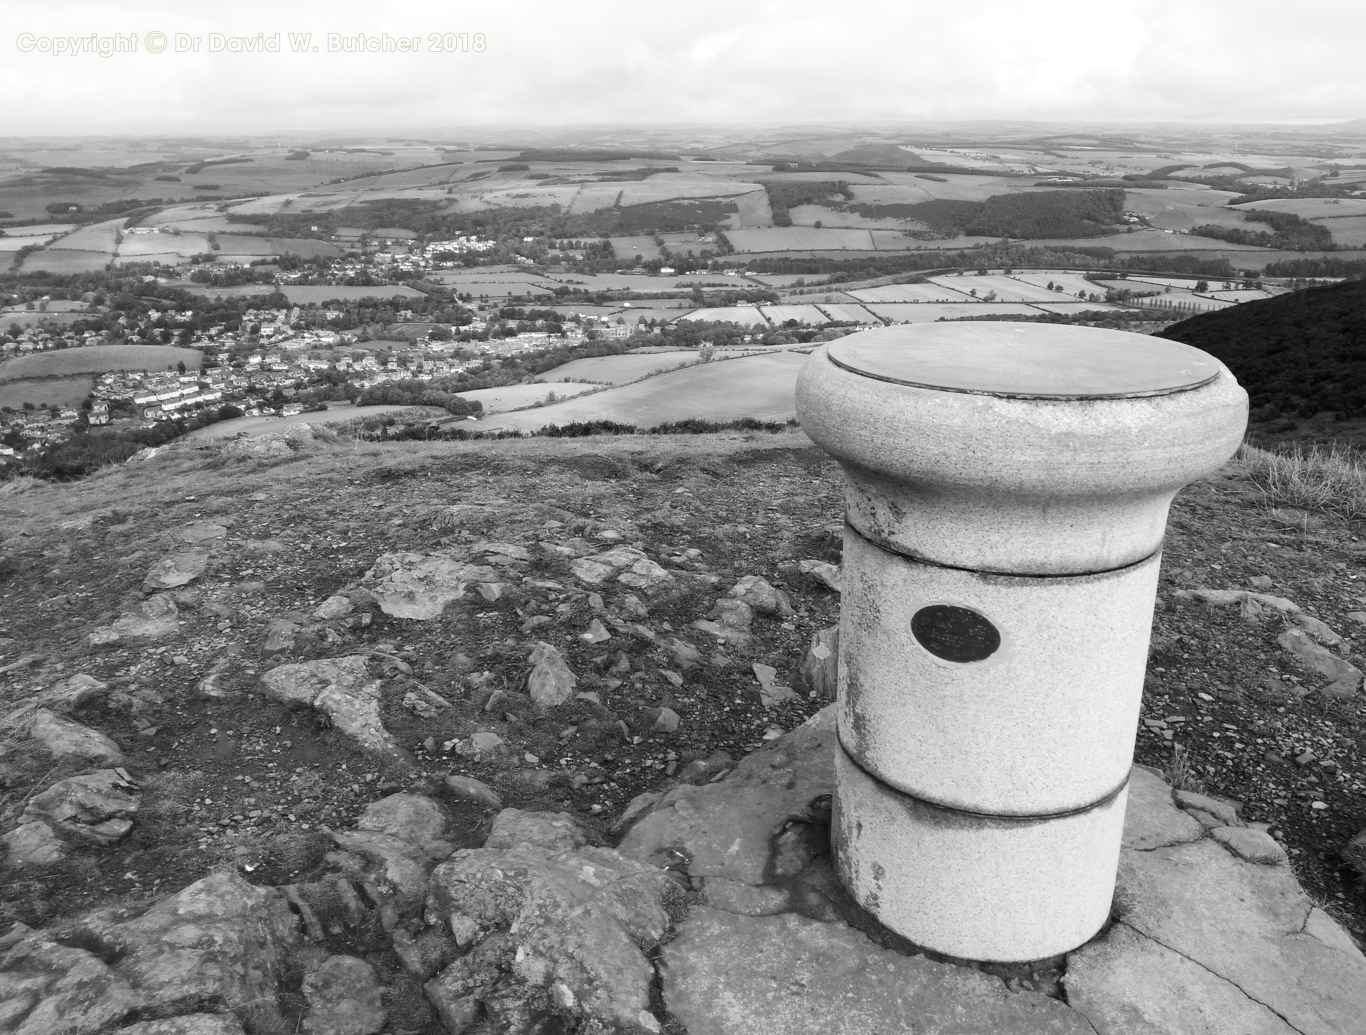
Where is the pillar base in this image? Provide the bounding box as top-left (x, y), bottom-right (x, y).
top-left (833, 741), bottom-right (1126, 962)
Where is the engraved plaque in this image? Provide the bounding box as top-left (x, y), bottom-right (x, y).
top-left (911, 605), bottom-right (1000, 663)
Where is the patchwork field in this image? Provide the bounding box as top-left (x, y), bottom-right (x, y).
top-left (860, 302), bottom-right (1051, 323)
top-left (536, 351), bottom-right (701, 385)
top-left (479, 350), bottom-right (808, 431)
top-left (18, 249), bottom-right (112, 273)
top-left (926, 274), bottom-right (1075, 303)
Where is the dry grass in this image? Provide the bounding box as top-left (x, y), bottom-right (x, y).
top-left (1243, 440), bottom-right (1366, 521)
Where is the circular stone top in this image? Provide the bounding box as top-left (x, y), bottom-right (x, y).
top-left (826, 322), bottom-right (1221, 399)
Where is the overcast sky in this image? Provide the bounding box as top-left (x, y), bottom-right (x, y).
top-left (2, 0), bottom-right (1362, 136)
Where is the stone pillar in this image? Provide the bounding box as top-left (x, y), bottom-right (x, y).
top-left (796, 322), bottom-right (1247, 962)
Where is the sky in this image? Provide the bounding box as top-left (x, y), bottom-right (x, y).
top-left (2, 0), bottom-right (1363, 136)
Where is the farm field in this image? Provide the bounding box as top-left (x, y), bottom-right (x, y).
top-left (1122, 189), bottom-right (1247, 232)
top-left (848, 282), bottom-right (975, 303)
top-left (1316, 216), bottom-right (1366, 248)
top-left (478, 350), bottom-right (808, 431)
top-left (606, 236), bottom-right (662, 262)
top-left (724, 190), bottom-right (774, 228)
top-left (1237, 198), bottom-right (1366, 219)
top-left (17, 249), bottom-right (110, 273)
top-left (536, 351), bottom-right (700, 385)
top-left (0, 375), bottom-right (94, 410)
top-left (860, 302), bottom-right (1050, 323)
top-left (814, 303), bottom-right (878, 323)
top-left (926, 274), bottom-right (1075, 303)
top-left (725, 227), bottom-right (875, 251)
top-left (1027, 301), bottom-right (1124, 315)
top-left (184, 402), bottom-right (432, 441)
top-left (0, 344), bottom-right (202, 380)
top-left (0, 232), bottom-right (67, 252)
top-left (0, 311), bottom-right (89, 329)
top-left (52, 219), bottom-right (124, 252)
top-left (761, 304), bottom-right (830, 325)
top-left (179, 283), bottom-right (278, 299)
top-left (279, 285), bottom-right (427, 304)
top-left (1008, 271), bottom-right (1107, 296)
top-left (454, 381), bottom-right (601, 412)
top-left (787, 204), bottom-right (910, 230)
top-left (117, 232), bottom-right (213, 257)
top-left (678, 305), bottom-right (768, 326)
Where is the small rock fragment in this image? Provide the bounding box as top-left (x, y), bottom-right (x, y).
top-left (526, 641), bottom-right (577, 710)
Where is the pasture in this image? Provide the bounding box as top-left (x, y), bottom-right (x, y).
top-left (536, 352), bottom-right (701, 385)
top-left (1237, 198), bottom-right (1366, 219)
top-left (607, 236), bottom-right (663, 262)
top-left (454, 382), bottom-right (601, 412)
top-left (1009, 271), bottom-right (1104, 297)
top-left (279, 285), bottom-right (426, 304)
top-left (725, 190), bottom-right (774, 228)
top-left (761, 304), bottom-right (830, 325)
top-left (678, 306), bottom-right (768, 326)
top-left (726, 227), bottom-right (875, 252)
top-left (18, 250), bottom-right (112, 273)
top-left (0, 345), bottom-right (203, 380)
top-left (0, 375), bottom-right (94, 411)
top-left (479, 350), bottom-right (808, 431)
top-left (926, 275), bottom-right (1072, 303)
top-left (1123, 189), bottom-right (1246, 232)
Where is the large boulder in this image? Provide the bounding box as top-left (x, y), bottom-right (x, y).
top-left (0, 935), bottom-right (139, 1035)
top-left (22, 768), bottom-right (141, 845)
top-left (259, 655), bottom-right (401, 757)
top-left (525, 641), bottom-right (577, 710)
top-left (358, 793), bottom-right (449, 844)
top-left (29, 709), bottom-right (124, 766)
top-left (359, 552), bottom-right (497, 620)
top-left (0, 871), bottom-right (299, 1034)
top-left (143, 551), bottom-right (209, 592)
top-left (88, 595), bottom-right (182, 646)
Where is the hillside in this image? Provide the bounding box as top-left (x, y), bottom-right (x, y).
top-left (1158, 279), bottom-right (1366, 443)
top-left (0, 430), bottom-right (1362, 959)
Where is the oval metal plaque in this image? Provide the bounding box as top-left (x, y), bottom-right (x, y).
top-left (911, 605), bottom-right (1000, 663)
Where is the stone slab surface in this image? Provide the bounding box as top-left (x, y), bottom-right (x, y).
top-left (1071, 838), bottom-right (1366, 1035)
top-left (1066, 922), bottom-right (1298, 1035)
top-left (662, 906), bottom-right (1092, 1035)
top-left (1121, 766), bottom-right (1204, 850)
top-left (618, 708), bottom-right (835, 885)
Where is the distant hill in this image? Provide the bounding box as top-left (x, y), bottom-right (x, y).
top-left (1157, 278), bottom-right (1366, 437)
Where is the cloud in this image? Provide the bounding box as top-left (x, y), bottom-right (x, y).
top-left (1, 0), bottom-right (1361, 134)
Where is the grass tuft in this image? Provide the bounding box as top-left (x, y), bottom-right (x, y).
top-left (1243, 440), bottom-right (1366, 521)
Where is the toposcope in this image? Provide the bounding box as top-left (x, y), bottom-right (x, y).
top-left (796, 322), bottom-right (1248, 961)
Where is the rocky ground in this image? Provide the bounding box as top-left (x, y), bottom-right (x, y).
top-left (0, 427), bottom-right (1364, 1032)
